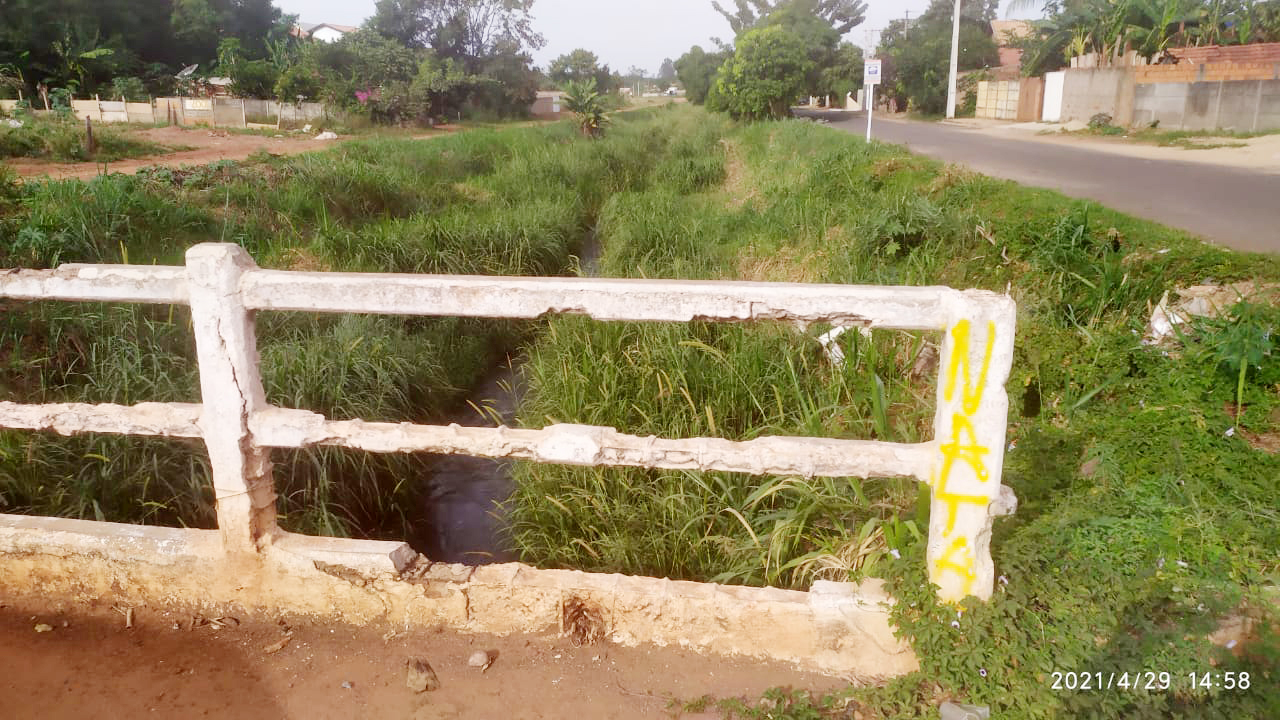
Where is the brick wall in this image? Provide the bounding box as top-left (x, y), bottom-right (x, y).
top-left (1170, 42), bottom-right (1280, 65)
top-left (1137, 61), bottom-right (1280, 84)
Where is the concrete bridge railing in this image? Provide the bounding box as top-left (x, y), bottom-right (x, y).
top-left (0, 243), bottom-right (1017, 603)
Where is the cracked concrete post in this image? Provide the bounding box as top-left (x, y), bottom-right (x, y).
top-left (927, 298), bottom-right (1017, 602)
top-left (186, 244), bottom-right (277, 551)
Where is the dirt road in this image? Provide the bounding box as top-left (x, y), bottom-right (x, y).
top-left (0, 599), bottom-right (847, 720)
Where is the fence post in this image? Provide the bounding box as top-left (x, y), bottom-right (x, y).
top-left (926, 299), bottom-right (1017, 602)
top-left (186, 243), bottom-right (277, 551)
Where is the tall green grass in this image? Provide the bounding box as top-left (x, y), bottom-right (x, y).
top-left (505, 109), bottom-right (1279, 718)
top-left (0, 108), bottom-right (719, 537)
top-left (0, 116), bottom-right (179, 162)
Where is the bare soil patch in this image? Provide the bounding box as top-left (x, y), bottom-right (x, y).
top-left (4, 126), bottom-right (334, 181)
top-left (0, 596), bottom-right (845, 719)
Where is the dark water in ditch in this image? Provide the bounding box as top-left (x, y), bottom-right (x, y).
top-left (409, 237), bottom-right (601, 564)
top-left (407, 357), bottom-right (524, 563)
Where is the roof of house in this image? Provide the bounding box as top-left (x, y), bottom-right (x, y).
top-left (990, 20), bottom-right (1033, 46)
top-left (535, 91), bottom-right (565, 99)
top-left (292, 22), bottom-right (359, 38)
top-left (312, 23), bottom-right (359, 34)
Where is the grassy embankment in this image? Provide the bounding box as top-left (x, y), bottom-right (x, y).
top-left (0, 115), bottom-right (188, 162)
top-left (505, 110), bottom-right (1279, 718)
top-left (0, 107), bottom-right (716, 538)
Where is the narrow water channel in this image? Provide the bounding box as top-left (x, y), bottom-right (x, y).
top-left (409, 234), bottom-right (602, 563)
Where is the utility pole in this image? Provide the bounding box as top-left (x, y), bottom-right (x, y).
top-left (945, 0), bottom-right (961, 119)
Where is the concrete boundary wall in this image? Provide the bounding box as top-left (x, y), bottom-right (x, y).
top-left (0, 244), bottom-right (1020, 671)
top-left (70, 99), bottom-right (101, 122)
top-left (1133, 78), bottom-right (1280, 131)
top-left (1053, 67), bottom-right (1280, 130)
top-left (100, 100), bottom-right (129, 123)
top-left (1060, 68), bottom-right (1135, 125)
top-left (126, 102), bottom-right (155, 124)
top-left (278, 101), bottom-right (328, 128)
top-left (34, 97), bottom-right (328, 129)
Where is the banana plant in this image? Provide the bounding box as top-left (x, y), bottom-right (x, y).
top-left (1125, 0), bottom-right (1202, 59)
top-left (49, 26), bottom-right (115, 90)
top-left (562, 79), bottom-right (608, 138)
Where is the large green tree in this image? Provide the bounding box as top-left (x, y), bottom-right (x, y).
top-left (656, 57), bottom-right (676, 84)
top-left (818, 41), bottom-right (864, 101)
top-left (711, 0), bottom-right (867, 35)
top-left (674, 45), bottom-right (731, 104)
top-left (762, 0), bottom-right (841, 97)
top-left (707, 24), bottom-right (812, 120)
top-left (546, 48), bottom-right (616, 92)
top-left (876, 0), bottom-right (998, 114)
top-left (367, 0), bottom-right (543, 64)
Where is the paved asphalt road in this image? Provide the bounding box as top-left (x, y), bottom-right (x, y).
top-left (799, 109), bottom-right (1279, 254)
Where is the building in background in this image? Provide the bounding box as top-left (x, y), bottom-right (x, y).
top-left (291, 23), bottom-right (359, 43)
top-left (990, 20), bottom-right (1033, 80)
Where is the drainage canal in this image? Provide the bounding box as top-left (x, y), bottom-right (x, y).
top-left (409, 234), bottom-right (602, 564)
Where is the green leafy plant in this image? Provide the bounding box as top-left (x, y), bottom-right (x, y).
top-left (561, 79), bottom-right (608, 138)
top-left (1194, 297), bottom-right (1277, 427)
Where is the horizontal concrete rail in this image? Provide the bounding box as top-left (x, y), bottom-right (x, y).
top-left (0, 402), bottom-right (933, 479)
top-left (250, 408), bottom-right (936, 480)
top-left (241, 270), bottom-right (983, 330)
top-left (0, 264), bottom-right (189, 304)
top-left (1, 243), bottom-right (1017, 609)
top-left (0, 401), bottom-right (203, 438)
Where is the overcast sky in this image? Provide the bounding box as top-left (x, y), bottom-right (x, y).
top-left (275, 1), bottom-right (1038, 75)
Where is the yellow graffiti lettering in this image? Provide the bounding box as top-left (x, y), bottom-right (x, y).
top-left (943, 320), bottom-right (996, 415)
top-left (938, 412), bottom-right (990, 484)
top-left (933, 536), bottom-right (976, 595)
top-left (935, 487), bottom-right (991, 536)
top-left (929, 320), bottom-right (999, 592)
top-left (931, 413), bottom-right (993, 535)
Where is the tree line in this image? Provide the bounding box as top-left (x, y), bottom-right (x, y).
top-left (676, 0), bottom-right (1280, 120)
top-left (0, 0), bottom-right (653, 125)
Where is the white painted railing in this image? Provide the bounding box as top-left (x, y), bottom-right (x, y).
top-left (0, 243), bottom-right (1017, 601)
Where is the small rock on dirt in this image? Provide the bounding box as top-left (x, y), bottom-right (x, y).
top-left (33, 623), bottom-right (52, 633)
top-left (314, 131), bottom-right (338, 141)
top-left (406, 658), bottom-right (441, 692)
top-left (467, 650), bottom-right (490, 668)
top-left (263, 636), bottom-right (292, 654)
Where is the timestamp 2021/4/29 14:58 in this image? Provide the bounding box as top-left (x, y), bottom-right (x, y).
top-left (1050, 670), bottom-right (1253, 692)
